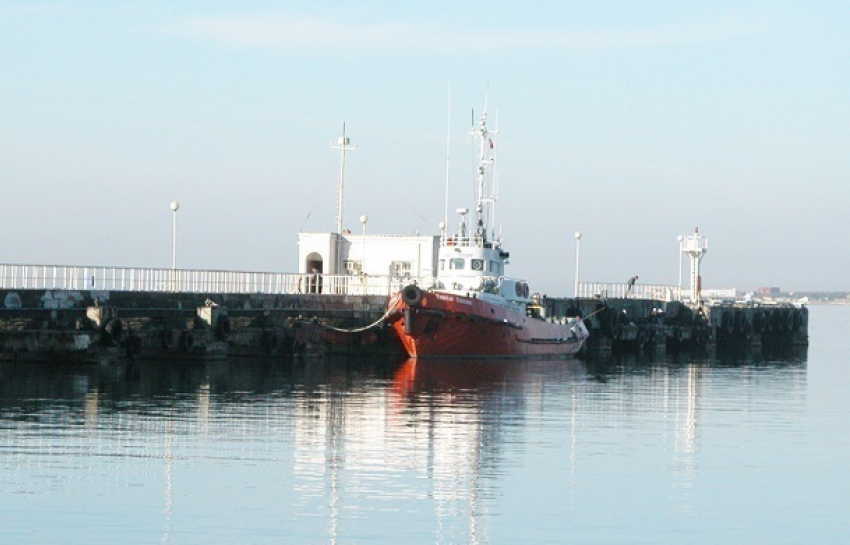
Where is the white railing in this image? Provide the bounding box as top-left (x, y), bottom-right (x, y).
top-left (701, 289), bottom-right (739, 301)
top-left (0, 263), bottom-right (432, 297)
top-left (577, 281), bottom-right (681, 300)
top-left (578, 282), bottom-right (740, 302)
top-left (0, 264), bottom-right (741, 302)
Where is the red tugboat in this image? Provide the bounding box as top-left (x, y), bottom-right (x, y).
top-left (386, 107), bottom-right (589, 359)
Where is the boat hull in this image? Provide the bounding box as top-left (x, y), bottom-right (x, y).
top-left (387, 290), bottom-right (587, 359)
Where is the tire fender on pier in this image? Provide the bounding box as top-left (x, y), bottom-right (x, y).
top-left (264, 331), bottom-right (280, 355)
top-left (180, 331), bottom-right (194, 352)
top-left (402, 285), bottom-right (423, 307)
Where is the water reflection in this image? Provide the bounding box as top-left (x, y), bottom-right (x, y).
top-left (0, 348), bottom-right (809, 543)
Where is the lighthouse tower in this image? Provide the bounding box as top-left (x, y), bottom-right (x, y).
top-left (681, 227), bottom-right (708, 304)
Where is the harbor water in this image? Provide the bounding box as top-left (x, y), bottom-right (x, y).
top-left (1, 306), bottom-right (847, 543)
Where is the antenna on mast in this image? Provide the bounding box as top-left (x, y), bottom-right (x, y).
top-left (443, 82), bottom-right (451, 236)
top-left (469, 96), bottom-right (498, 243)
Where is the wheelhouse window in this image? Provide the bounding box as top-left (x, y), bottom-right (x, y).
top-left (450, 258), bottom-right (465, 270)
top-left (471, 259), bottom-right (485, 271)
top-left (489, 261), bottom-right (503, 275)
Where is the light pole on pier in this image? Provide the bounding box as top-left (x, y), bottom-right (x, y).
top-left (360, 214), bottom-right (368, 275)
top-left (331, 124), bottom-right (356, 274)
top-left (574, 230), bottom-right (582, 297)
top-left (171, 201), bottom-right (180, 271)
top-left (677, 235), bottom-right (684, 301)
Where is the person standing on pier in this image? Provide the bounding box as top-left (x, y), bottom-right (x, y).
top-left (626, 275), bottom-right (638, 297)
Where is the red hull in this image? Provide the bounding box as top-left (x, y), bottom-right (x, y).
top-left (387, 290), bottom-right (587, 359)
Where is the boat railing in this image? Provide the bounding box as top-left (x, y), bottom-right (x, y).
top-left (440, 233), bottom-right (486, 248)
top-left (0, 263), bottom-right (434, 297)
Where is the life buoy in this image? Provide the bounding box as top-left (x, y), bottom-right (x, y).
top-left (402, 285), bottom-right (423, 306)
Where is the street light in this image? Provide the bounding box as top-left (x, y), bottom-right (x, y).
top-left (677, 235), bottom-right (684, 301)
top-left (574, 230), bottom-right (582, 297)
top-left (360, 214), bottom-right (368, 275)
top-left (171, 201), bottom-right (180, 271)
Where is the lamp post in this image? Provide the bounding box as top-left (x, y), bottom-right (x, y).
top-left (359, 214), bottom-right (368, 275)
top-left (331, 124), bottom-right (356, 275)
top-left (677, 235), bottom-right (684, 301)
top-left (574, 230), bottom-right (582, 297)
top-left (171, 201), bottom-right (180, 271)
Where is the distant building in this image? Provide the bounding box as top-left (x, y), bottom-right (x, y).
top-left (757, 287), bottom-right (781, 294)
top-left (297, 231), bottom-right (439, 279)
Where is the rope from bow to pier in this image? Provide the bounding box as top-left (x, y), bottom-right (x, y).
top-left (312, 308), bottom-right (399, 334)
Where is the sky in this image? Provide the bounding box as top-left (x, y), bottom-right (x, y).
top-left (1, 1), bottom-right (848, 294)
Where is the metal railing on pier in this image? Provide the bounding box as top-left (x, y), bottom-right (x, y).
top-left (0, 263), bottom-right (428, 297)
top-left (577, 282), bottom-right (739, 303)
top-left (577, 281), bottom-right (681, 301)
top-left (0, 263), bottom-right (741, 302)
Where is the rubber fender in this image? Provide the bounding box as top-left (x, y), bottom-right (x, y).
top-left (402, 285), bottom-right (423, 306)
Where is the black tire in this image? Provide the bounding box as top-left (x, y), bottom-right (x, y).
top-left (104, 318), bottom-right (123, 338)
top-left (180, 331), bottom-right (194, 353)
top-left (265, 332), bottom-right (280, 355)
top-left (215, 315), bottom-right (231, 341)
top-left (402, 285), bottom-right (423, 307)
top-left (160, 329), bottom-right (175, 349)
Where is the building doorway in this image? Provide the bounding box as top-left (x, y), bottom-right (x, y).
top-left (305, 253), bottom-right (323, 293)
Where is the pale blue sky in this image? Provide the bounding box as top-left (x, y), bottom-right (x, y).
top-left (2, 1), bottom-right (848, 293)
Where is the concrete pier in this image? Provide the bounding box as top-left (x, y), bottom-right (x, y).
top-left (0, 289), bottom-right (390, 363)
top-left (0, 288), bottom-right (807, 363)
top-left (536, 295), bottom-right (808, 358)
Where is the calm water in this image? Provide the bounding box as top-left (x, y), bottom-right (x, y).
top-left (1, 306), bottom-right (848, 544)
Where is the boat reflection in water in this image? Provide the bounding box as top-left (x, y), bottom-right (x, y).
top-left (392, 357), bottom-right (589, 400)
top-left (0, 347), bottom-right (810, 543)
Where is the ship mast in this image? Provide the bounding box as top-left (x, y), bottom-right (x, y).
top-left (470, 106), bottom-right (498, 244)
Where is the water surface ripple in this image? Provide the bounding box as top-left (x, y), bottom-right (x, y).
top-left (1, 306), bottom-right (848, 543)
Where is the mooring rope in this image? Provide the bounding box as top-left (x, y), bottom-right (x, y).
top-left (313, 308), bottom-right (398, 334)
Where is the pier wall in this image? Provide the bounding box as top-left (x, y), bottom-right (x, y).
top-left (0, 288), bottom-right (808, 362)
top-left (539, 296), bottom-right (808, 358)
top-left (0, 289), bottom-right (391, 362)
